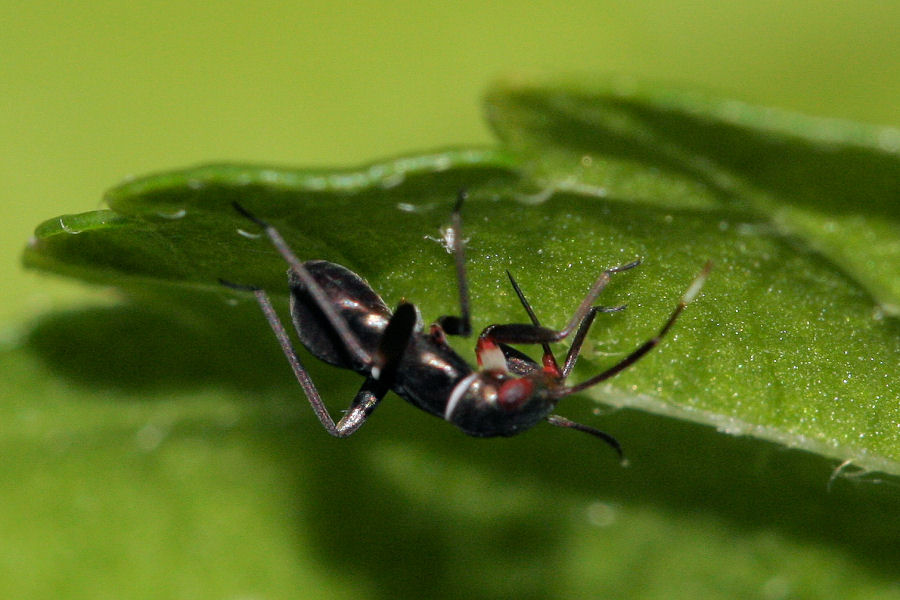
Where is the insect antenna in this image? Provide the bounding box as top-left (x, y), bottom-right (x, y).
top-left (546, 414), bottom-right (625, 463)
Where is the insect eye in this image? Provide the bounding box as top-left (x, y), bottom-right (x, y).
top-left (497, 378), bottom-right (534, 411)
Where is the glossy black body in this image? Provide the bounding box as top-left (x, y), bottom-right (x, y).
top-left (289, 260), bottom-right (474, 421)
top-left (226, 198), bottom-right (707, 451)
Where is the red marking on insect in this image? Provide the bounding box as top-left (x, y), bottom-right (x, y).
top-left (498, 378), bottom-right (534, 411)
top-left (221, 192), bottom-right (711, 462)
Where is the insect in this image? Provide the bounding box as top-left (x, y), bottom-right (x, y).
top-left (223, 193), bottom-right (710, 458)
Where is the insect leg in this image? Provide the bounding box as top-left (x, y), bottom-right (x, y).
top-left (479, 260), bottom-right (639, 348)
top-left (232, 202), bottom-right (371, 367)
top-left (506, 270), bottom-right (627, 377)
top-left (506, 270), bottom-right (559, 374)
top-left (330, 302), bottom-right (417, 433)
top-left (369, 302), bottom-right (418, 382)
top-left (556, 261), bottom-right (712, 398)
top-left (560, 304), bottom-right (626, 379)
top-left (496, 343), bottom-right (541, 376)
top-left (246, 285), bottom-right (397, 437)
top-left (436, 190), bottom-right (472, 337)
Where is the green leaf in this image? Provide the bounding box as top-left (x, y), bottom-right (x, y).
top-left (26, 91), bottom-right (900, 476)
top-left (485, 76), bottom-right (900, 314)
top-left (481, 78), bottom-right (900, 474)
top-left (17, 83), bottom-right (900, 598)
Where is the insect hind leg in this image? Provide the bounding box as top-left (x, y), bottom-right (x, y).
top-left (242, 284), bottom-right (389, 437)
top-left (231, 202), bottom-right (371, 367)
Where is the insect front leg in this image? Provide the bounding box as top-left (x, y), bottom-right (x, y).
top-left (505, 269), bottom-right (560, 374)
top-left (558, 260), bottom-right (713, 397)
top-left (475, 261), bottom-right (639, 378)
top-left (481, 260), bottom-right (641, 351)
top-left (504, 270), bottom-right (625, 377)
top-left (559, 304), bottom-right (627, 378)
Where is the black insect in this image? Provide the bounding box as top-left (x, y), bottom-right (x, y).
top-left (223, 193), bottom-right (710, 459)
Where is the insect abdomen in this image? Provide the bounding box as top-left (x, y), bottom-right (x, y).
top-left (289, 260), bottom-right (392, 372)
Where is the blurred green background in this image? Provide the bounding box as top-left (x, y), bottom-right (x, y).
top-left (4, 2), bottom-right (898, 323)
top-left (3, 2), bottom-right (898, 599)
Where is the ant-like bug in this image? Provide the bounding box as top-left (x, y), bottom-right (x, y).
top-left (222, 192), bottom-right (710, 459)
